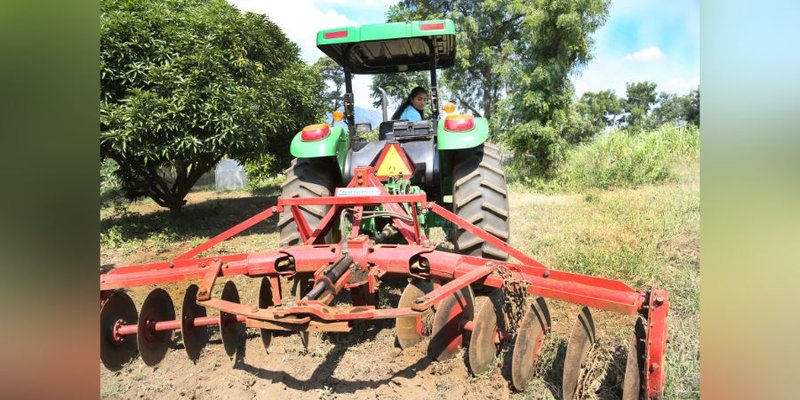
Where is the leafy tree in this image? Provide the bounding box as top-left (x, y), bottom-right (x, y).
top-left (647, 92), bottom-right (690, 128)
top-left (101, 0), bottom-right (323, 215)
top-left (621, 81), bottom-right (658, 130)
top-left (314, 57), bottom-right (345, 122)
top-left (686, 86), bottom-right (700, 126)
top-left (575, 89), bottom-right (622, 137)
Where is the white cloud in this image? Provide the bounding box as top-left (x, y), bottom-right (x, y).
top-left (227, 1), bottom-right (356, 63)
top-left (623, 46), bottom-right (665, 62)
top-left (227, 0), bottom-right (388, 110)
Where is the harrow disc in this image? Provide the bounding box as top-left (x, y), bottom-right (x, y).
top-left (137, 288), bottom-right (175, 366)
top-left (396, 279), bottom-right (434, 349)
top-left (468, 291), bottom-right (505, 375)
top-left (562, 307), bottom-right (596, 400)
top-left (219, 280), bottom-right (244, 358)
top-left (100, 291), bottom-right (138, 371)
top-left (181, 284), bottom-right (208, 362)
top-left (622, 316), bottom-right (648, 400)
top-left (428, 285), bottom-right (475, 361)
top-left (511, 298), bottom-right (551, 391)
top-left (258, 277), bottom-right (274, 352)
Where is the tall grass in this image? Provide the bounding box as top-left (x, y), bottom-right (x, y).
top-left (556, 123), bottom-right (699, 191)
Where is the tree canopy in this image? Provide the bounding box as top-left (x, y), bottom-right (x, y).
top-left (100, 0), bottom-right (323, 214)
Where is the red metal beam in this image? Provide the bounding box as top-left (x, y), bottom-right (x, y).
top-left (411, 263), bottom-right (495, 311)
top-left (426, 202), bottom-right (545, 268)
top-left (176, 206), bottom-right (282, 260)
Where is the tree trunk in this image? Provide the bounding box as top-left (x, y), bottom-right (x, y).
top-left (140, 158), bottom-right (215, 216)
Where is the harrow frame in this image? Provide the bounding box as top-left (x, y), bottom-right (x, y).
top-left (100, 166), bottom-right (669, 399)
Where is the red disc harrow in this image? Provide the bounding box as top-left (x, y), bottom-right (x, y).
top-left (100, 167), bottom-right (669, 399)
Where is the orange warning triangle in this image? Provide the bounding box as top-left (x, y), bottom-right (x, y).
top-left (375, 143), bottom-right (413, 179)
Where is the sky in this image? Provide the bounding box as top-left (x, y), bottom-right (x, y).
top-left (226, 0), bottom-right (699, 111)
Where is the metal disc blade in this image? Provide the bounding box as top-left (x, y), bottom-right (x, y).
top-left (562, 307), bottom-right (596, 400)
top-left (622, 316), bottom-right (648, 400)
top-left (428, 285), bottom-right (475, 361)
top-left (468, 291), bottom-right (505, 376)
top-left (137, 288), bottom-right (175, 366)
top-left (181, 284), bottom-right (208, 362)
top-left (292, 277), bottom-right (311, 348)
top-left (396, 279), bottom-right (434, 349)
top-left (219, 280), bottom-right (244, 357)
top-left (511, 298), bottom-right (550, 391)
top-left (100, 291), bottom-right (138, 371)
top-left (259, 277), bottom-right (273, 352)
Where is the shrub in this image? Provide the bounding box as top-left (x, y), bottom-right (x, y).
top-left (557, 123), bottom-right (698, 191)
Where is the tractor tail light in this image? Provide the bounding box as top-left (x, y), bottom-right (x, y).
top-left (324, 30), bottom-right (348, 39)
top-left (301, 124), bottom-right (330, 141)
top-left (444, 114), bottom-right (475, 131)
top-left (420, 22), bottom-right (445, 31)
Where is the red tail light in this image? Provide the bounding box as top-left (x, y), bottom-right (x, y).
top-left (444, 115), bottom-right (475, 131)
top-left (301, 124), bottom-right (330, 141)
top-left (420, 22), bottom-right (445, 31)
top-left (324, 30), bottom-right (348, 39)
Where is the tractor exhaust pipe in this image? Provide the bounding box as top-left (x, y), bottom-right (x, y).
top-left (378, 87), bottom-right (388, 122)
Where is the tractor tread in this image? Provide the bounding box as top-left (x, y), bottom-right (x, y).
top-left (279, 158), bottom-right (337, 248)
top-left (482, 201), bottom-right (509, 219)
top-left (480, 179), bottom-right (508, 197)
top-left (451, 143), bottom-right (511, 261)
top-left (454, 191), bottom-right (482, 209)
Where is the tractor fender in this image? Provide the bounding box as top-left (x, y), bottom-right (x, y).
top-left (290, 126), bottom-right (349, 172)
top-left (436, 117), bottom-right (489, 150)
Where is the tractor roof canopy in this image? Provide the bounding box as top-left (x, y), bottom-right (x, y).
top-left (317, 20), bottom-right (456, 74)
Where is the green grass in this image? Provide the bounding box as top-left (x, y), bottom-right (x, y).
top-left (556, 123), bottom-right (699, 192)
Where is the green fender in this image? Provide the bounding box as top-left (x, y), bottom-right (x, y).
top-left (290, 125), bottom-right (349, 172)
top-left (436, 117), bottom-right (489, 150)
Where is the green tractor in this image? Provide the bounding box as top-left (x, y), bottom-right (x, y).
top-left (281, 19), bottom-right (509, 261)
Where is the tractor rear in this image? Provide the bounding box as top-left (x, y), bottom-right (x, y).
top-left (99, 20), bottom-right (670, 399)
top-left (284, 19), bottom-right (507, 260)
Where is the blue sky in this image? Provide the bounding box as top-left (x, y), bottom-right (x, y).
top-left (227, 0), bottom-right (699, 110)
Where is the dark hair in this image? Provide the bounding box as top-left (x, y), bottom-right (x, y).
top-left (391, 86), bottom-right (428, 120)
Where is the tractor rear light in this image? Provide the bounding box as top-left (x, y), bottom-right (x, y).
top-left (324, 30), bottom-right (348, 39)
top-left (444, 114), bottom-right (475, 131)
top-left (301, 124), bottom-right (330, 141)
top-left (420, 22), bottom-right (445, 31)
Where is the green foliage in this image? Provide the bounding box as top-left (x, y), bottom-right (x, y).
top-left (370, 71), bottom-right (430, 111)
top-left (243, 153), bottom-right (280, 190)
top-left (504, 120), bottom-right (569, 178)
top-left (621, 81), bottom-right (658, 130)
top-left (314, 57), bottom-right (345, 122)
top-left (100, 0), bottom-right (324, 213)
top-left (575, 89), bottom-right (622, 136)
top-left (686, 86), bottom-right (700, 126)
top-left (100, 158), bottom-right (122, 199)
top-left (557, 123), bottom-right (699, 191)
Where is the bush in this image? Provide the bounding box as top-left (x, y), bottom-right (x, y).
top-left (557, 123), bottom-right (698, 191)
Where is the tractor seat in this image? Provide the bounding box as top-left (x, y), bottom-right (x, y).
top-left (378, 120), bottom-right (401, 140)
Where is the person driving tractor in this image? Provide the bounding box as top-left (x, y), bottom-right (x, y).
top-left (391, 86), bottom-right (428, 121)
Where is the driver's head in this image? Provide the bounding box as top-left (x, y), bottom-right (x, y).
top-left (408, 87), bottom-right (428, 111)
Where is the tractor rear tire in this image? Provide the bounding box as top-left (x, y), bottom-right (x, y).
top-left (278, 158), bottom-right (337, 247)
top-left (451, 142), bottom-right (510, 260)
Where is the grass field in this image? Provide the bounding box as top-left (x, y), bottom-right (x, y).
top-left (100, 126), bottom-right (699, 399)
